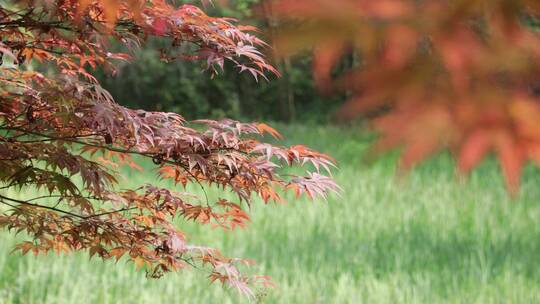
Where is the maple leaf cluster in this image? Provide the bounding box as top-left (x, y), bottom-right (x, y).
top-left (0, 0), bottom-right (338, 298)
top-left (268, 0), bottom-right (540, 192)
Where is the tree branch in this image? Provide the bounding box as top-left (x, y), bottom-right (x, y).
top-left (0, 194), bottom-right (87, 219)
top-left (0, 194), bottom-right (138, 220)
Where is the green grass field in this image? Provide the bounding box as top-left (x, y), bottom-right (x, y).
top-left (1, 124), bottom-right (540, 304)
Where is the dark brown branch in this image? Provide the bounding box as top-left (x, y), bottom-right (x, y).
top-left (85, 206), bottom-right (139, 219)
top-left (0, 194), bottom-right (138, 220)
top-left (0, 194), bottom-right (86, 219)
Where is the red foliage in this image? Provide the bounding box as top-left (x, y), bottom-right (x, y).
top-left (0, 0), bottom-right (338, 298)
top-left (268, 0), bottom-right (540, 192)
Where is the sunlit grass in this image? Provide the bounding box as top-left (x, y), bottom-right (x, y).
top-left (1, 124), bottom-right (540, 303)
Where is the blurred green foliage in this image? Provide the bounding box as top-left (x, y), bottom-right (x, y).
top-left (97, 0), bottom-right (345, 122)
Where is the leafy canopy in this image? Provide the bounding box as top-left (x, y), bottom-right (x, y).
top-left (269, 0), bottom-right (540, 193)
top-left (0, 0), bottom-right (339, 298)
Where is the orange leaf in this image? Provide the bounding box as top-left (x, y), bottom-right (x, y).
top-left (457, 129), bottom-right (492, 174)
top-left (257, 123), bottom-right (283, 139)
top-left (399, 137), bottom-right (440, 170)
top-left (109, 247), bottom-right (127, 262)
top-left (133, 256), bottom-right (146, 270)
top-left (495, 132), bottom-right (525, 193)
top-left (313, 43), bottom-right (346, 91)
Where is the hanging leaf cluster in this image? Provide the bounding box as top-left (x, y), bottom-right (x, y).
top-left (269, 0), bottom-right (540, 192)
top-left (0, 0), bottom-right (339, 298)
